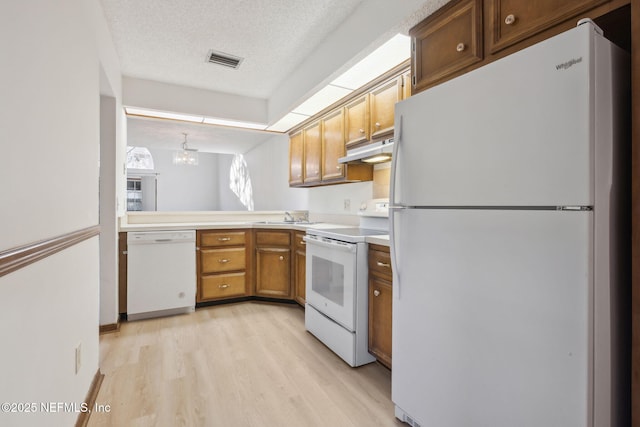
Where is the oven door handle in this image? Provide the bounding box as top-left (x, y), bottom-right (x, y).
top-left (302, 236), bottom-right (356, 252)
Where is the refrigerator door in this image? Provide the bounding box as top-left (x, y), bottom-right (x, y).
top-left (393, 23), bottom-right (597, 207)
top-left (392, 208), bottom-right (592, 427)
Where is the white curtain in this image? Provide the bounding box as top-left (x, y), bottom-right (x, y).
top-left (229, 154), bottom-right (254, 211)
top-left (126, 146), bottom-right (155, 170)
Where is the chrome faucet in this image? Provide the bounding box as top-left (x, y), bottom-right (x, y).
top-left (284, 211), bottom-right (294, 222)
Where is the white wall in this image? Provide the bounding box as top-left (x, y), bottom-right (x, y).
top-left (242, 134), bottom-right (309, 211)
top-left (146, 148), bottom-right (221, 211)
top-left (0, 1), bottom-right (122, 425)
top-left (100, 95), bottom-right (119, 326)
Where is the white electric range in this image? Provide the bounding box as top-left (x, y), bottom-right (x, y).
top-left (304, 200), bottom-right (389, 367)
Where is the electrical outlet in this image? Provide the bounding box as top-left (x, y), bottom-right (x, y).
top-left (344, 199), bottom-right (351, 211)
top-left (75, 343), bottom-right (82, 374)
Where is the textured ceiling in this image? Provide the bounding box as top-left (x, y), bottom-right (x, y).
top-left (100, 0), bottom-right (363, 99)
top-left (100, 0), bottom-right (449, 154)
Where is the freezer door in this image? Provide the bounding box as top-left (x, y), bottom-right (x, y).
top-left (391, 209), bottom-right (592, 427)
top-left (393, 23), bottom-right (599, 207)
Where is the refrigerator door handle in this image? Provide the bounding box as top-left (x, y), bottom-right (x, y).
top-left (389, 115), bottom-right (402, 298)
top-left (389, 114), bottom-right (402, 207)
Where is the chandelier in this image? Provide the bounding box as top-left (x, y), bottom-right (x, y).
top-left (173, 133), bottom-right (199, 166)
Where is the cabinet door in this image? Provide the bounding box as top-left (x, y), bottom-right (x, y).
top-left (289, 131), bottom-right (304, 186)
top-left (402, 70), bottom-right (412, 100)
top-left (487, 0), bottom-right (608, 53)
top-left (322, 109), bottom-right (346, 181)
top-left (302, 121), bottom-right (322, 184)
top-left (369, 77), bottom-right (403, 140)
top-left (303, 121), bottom-right (322, 184)
top-left (410, 0), bottom-right (483, 93)
top-left (344, 94), bottom-right (370, 148)
top-left (255, 248), bottom-right (291, 298)
top-left (368, 275), bottom-right (392, 369)
top-left (293, 232), bottom-right (306, 306)
top-left (118, 232), bottom-right (128, 314)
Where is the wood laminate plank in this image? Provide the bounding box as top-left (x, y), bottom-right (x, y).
top-left (89, 303), bottom-right (402, 427)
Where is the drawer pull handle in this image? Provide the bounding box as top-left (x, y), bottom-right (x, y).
top-left (456, 43), bottom-right (465, 52)
top-left (375, 122), bottom-right (381, 127)
top-left (504, 14), bottom-right (516, 25)
top-left (336, 165), bottom-right (341, 170)
top-left (218, 237), bottom-right (231, 241)
top-left (218, 258), bottom-right (230, 263)
top-left (359, 128), bottom-right (365, 133)
top-left (373, 290), bottom-right (380, 297)
top-left (376, 261), bottom-right (391, 268)
top-left (279, 256), bottom-right (284, 261)
top-left (219, 284), bottom-right (230, 289)
top-left (300, 240), bottom-right (306, 245)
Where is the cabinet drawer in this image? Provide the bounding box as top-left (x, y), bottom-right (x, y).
top-left (411, 0), bottom-right (483, 92)
top-left (200, 231), bottom-right (246, 247)
top-left (201, 247), bottom-right (246, 273)
top-left (256, 230), bottom-right (291, 246)
top-left (294, 232), bottom-right (307, 252)
top-left (368, 248), bottom-right (392, 277)
top-left (201, 272), bottom-right (246, 300)
top-left (487, 0), bottom-right (608, 53)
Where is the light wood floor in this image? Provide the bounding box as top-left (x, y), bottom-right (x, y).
top-left (89, 302), bottom-right (405, 427)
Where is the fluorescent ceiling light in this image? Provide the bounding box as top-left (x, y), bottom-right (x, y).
top-left (292, 85), bottom-right (352, 116)
top-left (331, 34), bottom-right (410, 90)
top-left (125, 107), bottom-right (203, 123)
top-left (266, 112), bottom-right (309, 132)
top-left (125, 107), bottom-right (270, 131)
top-left (202, 117), bottom-right (268, 130)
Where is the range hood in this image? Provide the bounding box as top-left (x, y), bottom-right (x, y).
top-left (338, 138), bottom-right (394, 164)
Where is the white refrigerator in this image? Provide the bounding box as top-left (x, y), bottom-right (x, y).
top-left (390, 21), bottom-right (629, 427)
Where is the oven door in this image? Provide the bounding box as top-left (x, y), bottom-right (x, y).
top-left (304, 235), bottom-right (357, 331)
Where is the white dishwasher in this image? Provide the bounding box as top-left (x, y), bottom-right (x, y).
top-left (127, 230), bottom-right (196, 321)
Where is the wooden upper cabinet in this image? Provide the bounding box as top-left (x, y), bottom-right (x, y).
top-left (289, 131), bottom-right (304, 186)
top-left (344, 94), bottom-right (370, 148)
top-left (410, 0), bottom-right (483, 93)
top-left (322, 109), bottom-right (346, 181)
top-left (402, 70), bottom-right (412, 100)
top-left (369, 77), bottom-right (403, 140)
top-left (487, 0), bottom-right (608, 53)
top-left (303, 121), bottom-right (322, 184)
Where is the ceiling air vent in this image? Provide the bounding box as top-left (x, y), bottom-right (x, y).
top-left (206, 49), bottom-right (243, 69)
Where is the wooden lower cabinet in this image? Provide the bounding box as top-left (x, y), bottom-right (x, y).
top-left (118, 232), bottom-right (128, 315)
top-left (368, 244), bottom-right (393, 369)
top-left (197, 229), bottom-right (249, 303)
top-left (293, 231), bottom-right (306, 306)
top-left (254, 230), bottom-right (292, 298)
